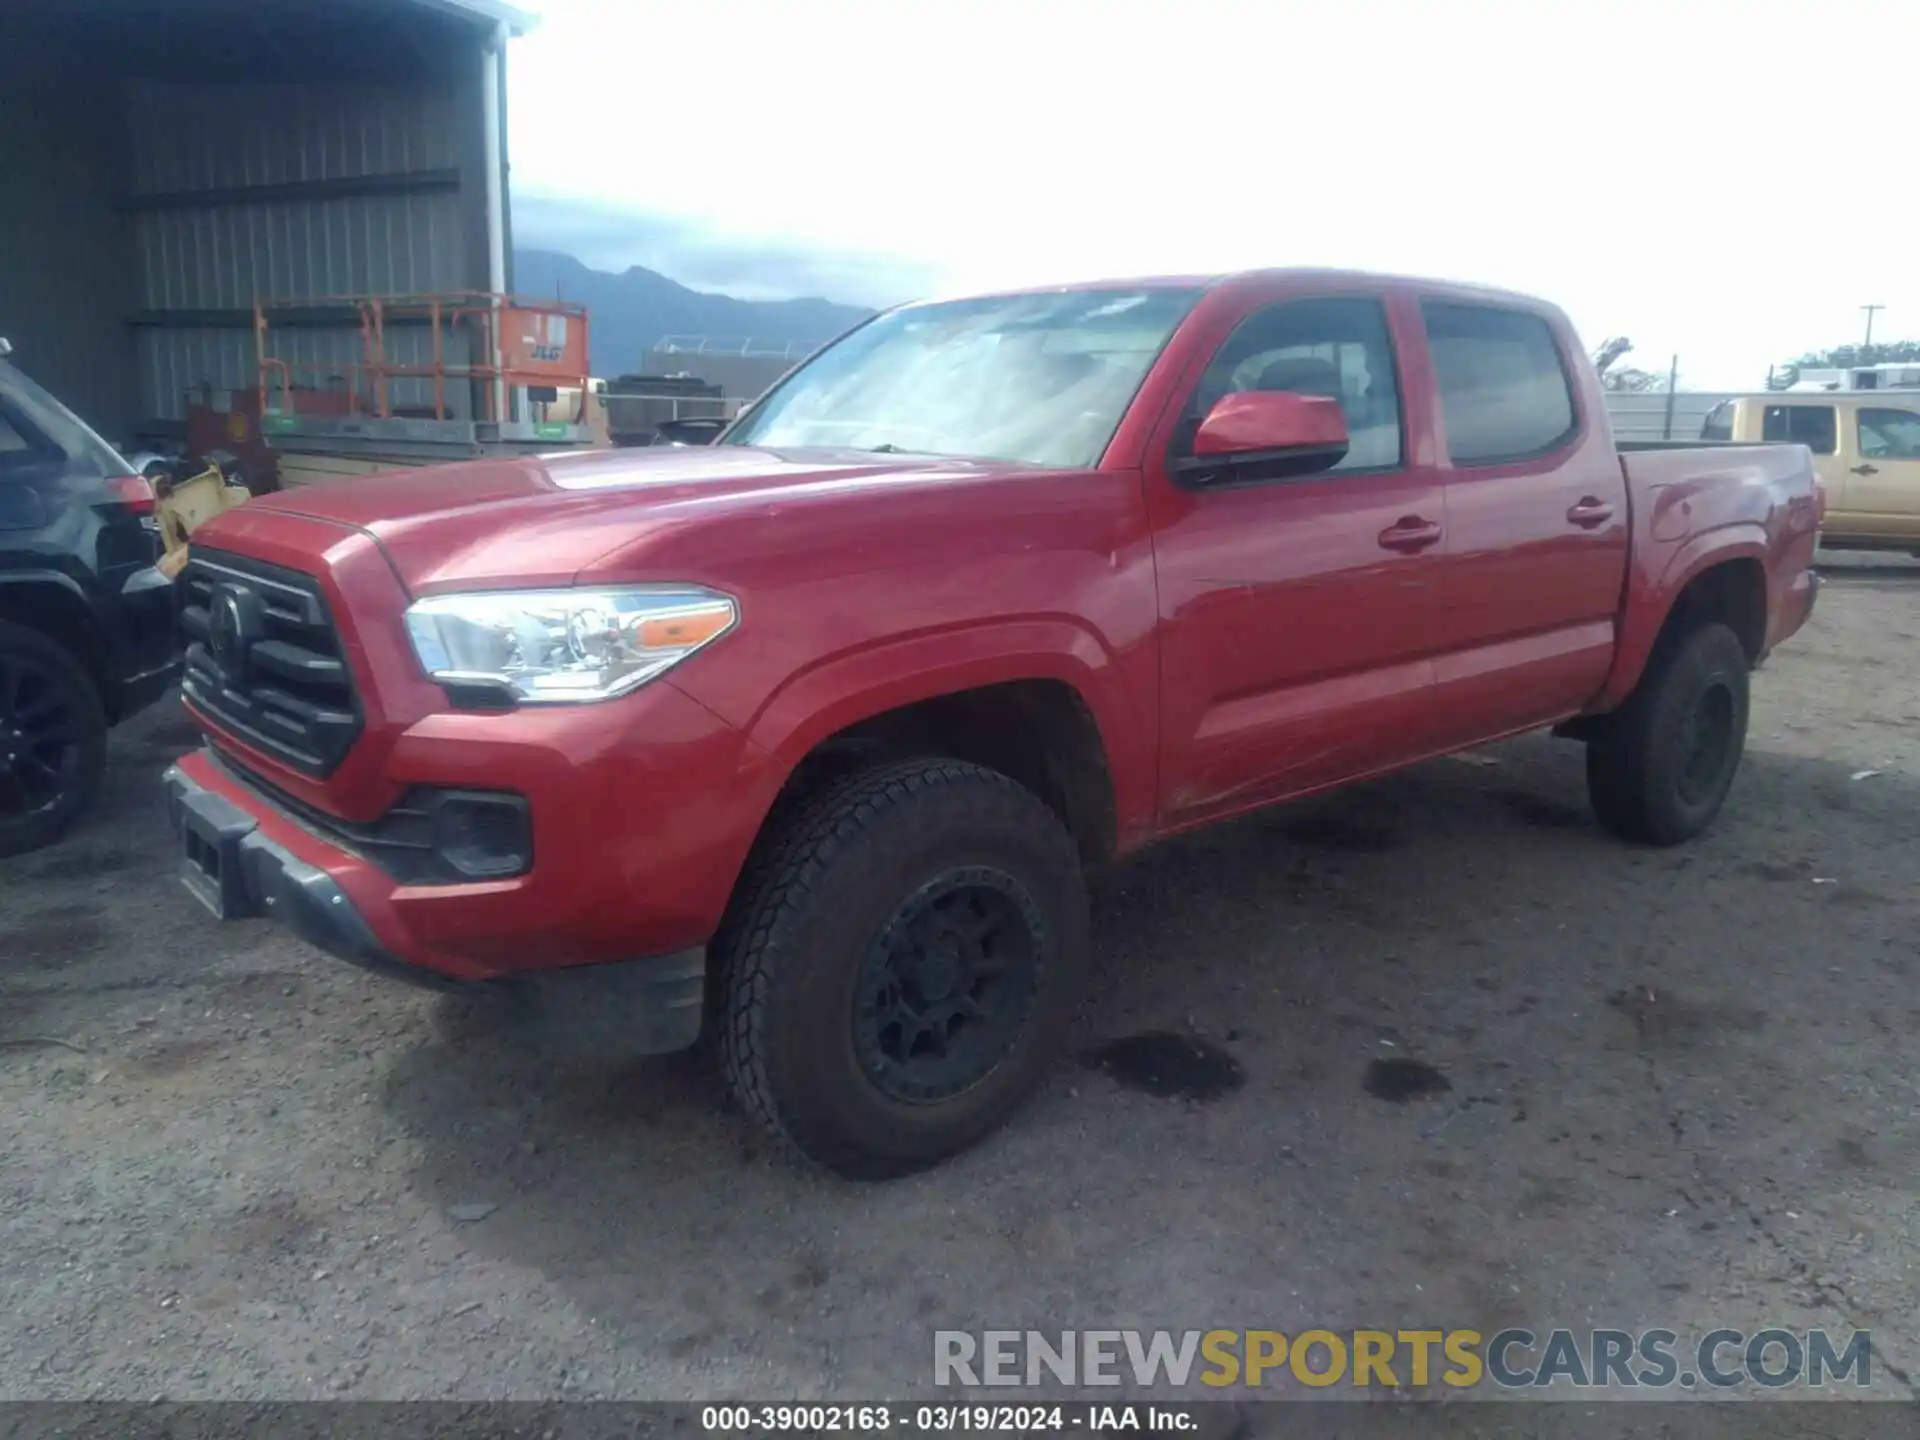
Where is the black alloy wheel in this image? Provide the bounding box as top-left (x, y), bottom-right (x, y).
top-left (0, 622), bottom-right (108, 858)
top-left (1586, 621), bottom-right (1750, 846)
top-left (1675, 680), bottom-right (1738, 807)
top-left (716, 758), bottom-right (1090, 1179)
top-left (852, 868), bottom-right (1045, 1104)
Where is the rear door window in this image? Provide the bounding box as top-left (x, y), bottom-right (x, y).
top-left (1422, 302), bottom-right (1578, 465)
top-left (1761, 404), bottom-right (1837, 455)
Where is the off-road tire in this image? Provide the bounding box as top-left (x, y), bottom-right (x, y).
top-left (0, 621), bottom-right (108, 858)
top-left (715, 758), bottom-right (1089, 1179)
top-left (1586, 621), bottom-right (1750, 846)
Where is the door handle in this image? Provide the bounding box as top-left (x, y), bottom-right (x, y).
top-left (1566, 497), bottom-right (1616, 528)
top-left (1851, 464), bottom-right (1879, 476)
top-left (1377, 516), bottom-right (1443, 552)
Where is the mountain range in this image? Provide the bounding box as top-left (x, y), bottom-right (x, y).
top-left (513, 249), bottom-right (874, 376)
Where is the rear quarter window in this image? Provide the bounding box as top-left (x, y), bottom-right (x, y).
top-left (0, 396), bottom-right (57, 479)
top-left (1700, 401), bottom-right (1735, 442)
top-left (1423, 302), bottom-right (1578, 465)
top-left (0, 360), bottom-right (129, 480)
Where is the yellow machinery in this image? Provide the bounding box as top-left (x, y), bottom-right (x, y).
top-left (153, 463), bottom-right (252, 580)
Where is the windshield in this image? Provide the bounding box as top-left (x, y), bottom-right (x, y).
top-left (722, 287), bottom-right (1202, 468)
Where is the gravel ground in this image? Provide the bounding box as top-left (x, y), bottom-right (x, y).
top-left (4, 555), bottom-right (1919, 1404)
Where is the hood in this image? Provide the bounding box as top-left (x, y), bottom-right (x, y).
top-left (235, 445), bottom-right (1020, 593)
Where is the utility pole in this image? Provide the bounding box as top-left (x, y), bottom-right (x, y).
top-left (1862, 303), bottom-right (1885, 352)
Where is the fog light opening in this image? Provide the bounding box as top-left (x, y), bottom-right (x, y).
top-left (430, 792), bottom-right (532, 880)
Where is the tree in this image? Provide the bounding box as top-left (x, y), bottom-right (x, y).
top-left (1772, 339), bottom-right (1920, 388)
top-left (1590, 337), bottom-right (1674, 393)
top-left (1592, 336), bottom-right (1632, 377)
top-left (1791, 340), bottom-right (1920, 368)
top-left (1605, 366), bottom-right (1674, 393)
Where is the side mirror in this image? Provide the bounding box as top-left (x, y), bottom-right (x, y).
top-left (654, 418), bottom-right (726, 446)
top-left (1176, 391), bottom-right (1349, 482)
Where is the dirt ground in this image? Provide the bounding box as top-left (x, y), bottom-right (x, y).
top-left (4, 555), bottom-right (1919, 1404)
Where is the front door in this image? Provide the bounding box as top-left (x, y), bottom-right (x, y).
top-left (1835, 404), bottom-right (1920, 539)
top-left (1147, 292), bottom-right (1445, 829)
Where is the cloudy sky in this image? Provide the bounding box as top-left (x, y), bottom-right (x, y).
top-left (508, 0), bottom-right (1916, 388)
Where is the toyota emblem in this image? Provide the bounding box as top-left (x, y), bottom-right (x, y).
top-left (207, 583), bottom-right (258, 674)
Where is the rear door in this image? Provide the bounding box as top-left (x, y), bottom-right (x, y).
top-left (1419, 300), bottom-right (1630, 750)
top-left (1146, 289), bottom-right (1446, 827)
top-left (1835, 404), bottom-right (1920, 538)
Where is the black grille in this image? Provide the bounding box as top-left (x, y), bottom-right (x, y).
top-left (179, 548), bottom-right (362, 776)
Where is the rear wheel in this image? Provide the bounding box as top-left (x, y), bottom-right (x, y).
top-left (716, 758), bottom-right (1089, 1179)
top-left (1586, 622), bottom-right (1749, 846)
top-left (0, 621), bottom-right (108, 858)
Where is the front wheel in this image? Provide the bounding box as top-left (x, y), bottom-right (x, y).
top-left (716, 759), bottom-right (1089, 1179)
top-left (1586, 622), bottom-right (1750, 846)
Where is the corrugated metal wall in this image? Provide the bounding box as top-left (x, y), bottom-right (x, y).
top-left (1602, 391), bottom-right (1742, 443)
top-left (127, 77), bottom-right (477, 423)
top-left (0, 46), bottom-right (139, 440)
top-left (1, 3), bottom-right (501, 442)
top-left (128, 81), bottom-right (466, 300)
top-left (133, 325), bottom-right (472, 422)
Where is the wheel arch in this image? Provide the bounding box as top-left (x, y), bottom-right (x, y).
top-left (1591, 530), bottom-right (1768, 713)
top-left (731, 620), bottom-right (1155, 863)
top-left (0, 573), bottom-right (115, 716)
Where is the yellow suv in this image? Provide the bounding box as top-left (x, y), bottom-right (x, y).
top-left (1700, 395), bottom-right (1920, 552)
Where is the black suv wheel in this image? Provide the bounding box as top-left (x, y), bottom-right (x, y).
top-left (0, 621), bottom-right (108, 857)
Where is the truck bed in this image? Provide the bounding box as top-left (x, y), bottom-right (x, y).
top-left (1609, 439), bottom-right (1822, 676)
top-left (1617, 441), bottom-right (1818, 493)
top-left (1614, 439), bottom-right (1767, 452)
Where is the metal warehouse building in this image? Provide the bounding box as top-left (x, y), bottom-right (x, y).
top-left (0, 0), bottom-right (533, 449)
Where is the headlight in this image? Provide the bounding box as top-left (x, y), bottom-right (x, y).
top-left (404, 586), bottom-right (737, 703)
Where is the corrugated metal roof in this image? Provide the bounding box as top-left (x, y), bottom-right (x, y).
top-left (407, 0), bottom-right (539, 35)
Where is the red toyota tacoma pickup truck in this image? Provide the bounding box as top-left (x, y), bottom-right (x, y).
top-left (163, 270), bottom-right (1820, 1176)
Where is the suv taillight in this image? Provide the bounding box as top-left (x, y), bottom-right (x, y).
top-left (102, 474), bottom-right (156, 516)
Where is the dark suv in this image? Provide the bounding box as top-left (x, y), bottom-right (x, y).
top-left (0, 342), bottom-right (180, 855)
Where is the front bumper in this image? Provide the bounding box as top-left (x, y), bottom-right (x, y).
top-left (107, 562), bottom-right (183, 719)
top-left (162, 760), bottom-right (711, 1051)
top-left (157, 518), bottom-right (778, 1042)
top-left (165, 762), bottom-right (457, 989)
top-left (116, 656), bottom-right (185, 721)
